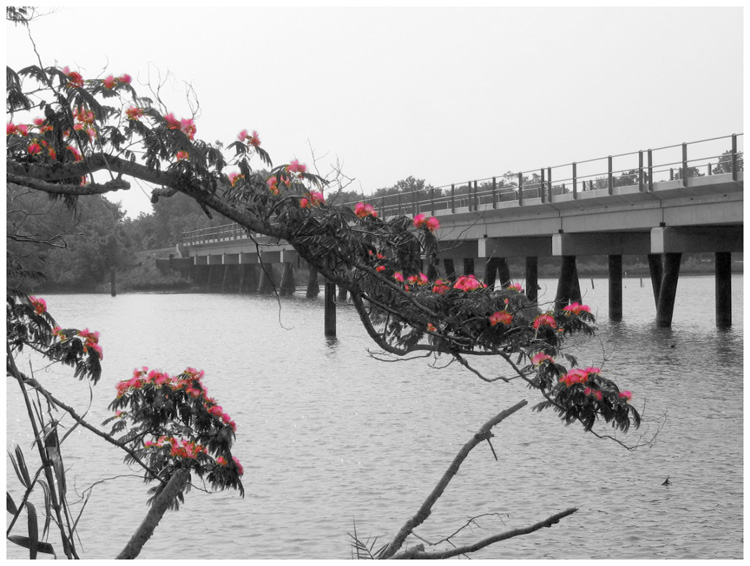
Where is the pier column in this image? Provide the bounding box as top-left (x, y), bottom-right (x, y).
top-left (525, 257), bottom-right (538, 303)
top-left (715, 252), bottom-right (732, 327)
top-left (656, 253), bottom-right (682, 327)
top-left (555, 256), bottom-right (580, 309)
top-left (608, 254), bottom-right (622, 321)
top-left (337, 285), bottom-right (348, 302)
top-left (257, 263), bottom-right (274, 294)
top-left (280, 262), bottom-right (296, 296)
top-left (484, 257), bottom-right (511, 289)
top-left (306, 266), bottom-right (320, 298)
top-left (463, 258), bottom-right (475, 276)
top-left (426, 259), bottom-right (439, 281)
top-left (483, 257), bottom-right (498, 289)
top-left (324, 281), bottom-right (336, 336)
top-left (221, 265), bottom-right (230, 293)
top-left (443, 259), bottom-right (456, 282)
top-left (647, 254), bottom-right (663, 307)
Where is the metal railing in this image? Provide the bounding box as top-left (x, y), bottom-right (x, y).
top-left (182, 133), bottom-right (743, 245)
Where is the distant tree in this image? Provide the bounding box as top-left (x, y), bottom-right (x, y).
top-left (712, 149), bottom-right (744, 174)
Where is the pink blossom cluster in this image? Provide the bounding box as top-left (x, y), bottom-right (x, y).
top-left (62, 66), bottom-right (84, 88)
top-left (237, 129), bottom-right (261, 148)
top-left (562, 302), bottom-right (591, 315)
top-left (431, 279), bottom-right (451, 295)
top-left (300, 191), bottom-right (325, 209)
top-left (228, 172), bottom-right (245, 187)
top-left (78, 328), bottom-right (103, 360)
top-left (507, 282), bottom-right (523, 292)
top-left (489, 310), bottom-right (513, 326)
top-left (102, 73), bottom-right (131, 89)
top-left (532, 313), bottom-right (557, 329)
top-left (163, 113), bottom-right (196, 140)
top-left (144, 436), bottom-right (207, 460)
top-left (125, 106), bottom-right (144, 121)
top-left (453, 274), bottom-right (486, 292)
top-left (175, 151), bottom-right (189, 161)
top-left (216, 455), bottom-right (244, 475)
top-left (287, 159), bottom-right (307, 176)
top-left (413, 213), bottom-right (440, 232)
top-left (531, 352), bottom-right (554, 366)
top-left (354, 202), bottom-right (378, 218)
top-left (266, 175), bottom-right (290, 195)
top-left (29, 295), bottom-right (47, 315)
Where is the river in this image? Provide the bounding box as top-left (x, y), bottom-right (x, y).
top-left (6, 274), bottom-right (743, 559)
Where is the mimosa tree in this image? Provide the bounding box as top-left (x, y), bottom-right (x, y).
top-left (6, 9), bottom-right (644, 559)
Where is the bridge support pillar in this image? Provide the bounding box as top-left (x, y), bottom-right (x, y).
top-left (555, 256), bottom-right (582, 310)
top-left (280, 262), bottom-right (296, 296)
top-left (206, 265), bottom-right (217, 292)
top-left (426, 259), bottom-right (439, 281)
top-left (715, 252), bottom-right (732, 327)
top-left (443, 259), bottom-right (456, 282)
top-left (306, 266), bottom-right (320, 298)
top-left (484, 257), bottom-right (511, 289)
top-left (656, 253), bottom-right (682, 327)
top-left (608, 255), bottom-right (623, 321)
top-left (324, 281), bottom-right (336, 337)
top-left (221, 265), bottom-right (231, 293)
top-left (257, 263), bottom-right (274, 294)
top-left (647, 254), bottom-right (663, 307)
top-left (463, 258), bottom-right (475, 276)
top-left (525, 257), bottom-right (538, 303)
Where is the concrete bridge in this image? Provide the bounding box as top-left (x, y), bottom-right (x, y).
top-left (168, 134), bottom-right (743, 328)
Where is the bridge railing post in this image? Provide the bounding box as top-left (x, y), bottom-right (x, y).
top-left (412, 188), bottom-right (418, 215)
top-left (648, 149), bottom-right (654, 191)
top-left (572, 162), bottom-right (577, 199)
top-left (682, 142), bottom-right (689, 187)
top-left (430, 187), bottom-right (435, 215)
top-left (492, 177), bottom-right (497, 208)
top-left (540, 168), bottom-right (545, 203)
top-left (473, 180), bottom-right (478, 210)
top-left (608, 155), bottom-right (614, 194)
top-left (518, 173), bottom-right (524, 206)
top-left (451, 184), bottom-right (455, 213)
top-left (397, 192), bottom-right (402, 216)
top-left (547, 166), bottom-right (552, 200)
top-left (731, 133), bottom-right (738, 181)
top-left (638, 150), bottom-right (644, 192)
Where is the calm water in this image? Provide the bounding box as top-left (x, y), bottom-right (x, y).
top-left (6, 275), bottom-right (743, 559)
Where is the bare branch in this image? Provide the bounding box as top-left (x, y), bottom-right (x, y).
top-left (8, 176), bottom-right (130, 196)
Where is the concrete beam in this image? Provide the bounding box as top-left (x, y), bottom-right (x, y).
top-left (207, 254), bottom-right (223, 266)
top-left (258, 250), bottom-right (281, 263)
top-left (194, 256), bottom-right (208, 266)
top-left (479, 237), bottom-right (552, 258)
top-left (650, 226), bottom-right (743, 254)
top-left (280, 249), bottom-right (298, 263)
top-left (552, 232), bottom-right (651, 256)
top-left (239, 252), bottom-right (259, 264)
top-left (222, 253), bottom-right (239, 265)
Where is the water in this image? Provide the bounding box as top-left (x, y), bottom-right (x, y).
top-left (6, 275), bottom-right (743, 559)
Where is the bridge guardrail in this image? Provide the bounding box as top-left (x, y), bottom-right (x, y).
top-left (181, 133), bottom-right (743, 245)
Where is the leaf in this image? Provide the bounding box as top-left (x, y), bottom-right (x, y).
top-left (7, 491), bottom-right (18, 515)
top-left (7, 536), bottom-right (56, 556)
top-left (25, 501), bottom-right (39, 559)
top-left (9, 446), bottom-right (31, 488)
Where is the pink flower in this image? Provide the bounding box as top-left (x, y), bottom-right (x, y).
top-left (27, 142), bottom-right (42, 155)
top-left (63, 66), bottom-right (84, 88)
top-left (427, 323), bottom-right (437, 332)
top-left (232, 456), bottom-right (244, 476)
top-left (29, 296), bottom-right (47, 315)
top-left (180, 118), bottom-right (196, 140)
top-left (417, 272), bottom-right (428, 285)
top-left (66, 145), bottom-right (83, 162)
top-left (125, 106), bottom-right (143, 121)
top-left (103, 74), bottom-right (116, 89)
top-left (413, 213), bottom-right (426, 228)
top-left (288, 159), bottom-right (307, 174)
top-left (216, 456), bottom-right (228, 466)
top-left (619, 390), bottom-right (633, 402)
top-left (453, 274), bottom-right (485, 292)
top-left (562, 302), bottom-right (591, 315)
top-left (533, 313), bottom-right (557, 329)
top-left (584, 366), bottom-right (601, 376)
top-left (237, 129), bottom-right (248, 141)
top-left (163, 113), bottom-right (180, 129)
top-left (531, 352), bottom-right (554, 366)
top-left (303, 191), bottom-right (324, 206)
top-left (489, 310), bottom-right (513, 326)
top-left (508, 282), bottom-right (523, 293)
top-left (560, 368), bottom-right (589, 387)
top-left (425, 217), bottom-right (440, 232)
top-left (248, 130), bottom-right (261, 147)
top-left (229, 172), bottom-right (245, 187)
top-left (119, 73), bottom-right (132, 84)
top-left (175, 150), bottom-right (189, 161)
top-left (354, 202), bottom-right (377, 218)
top-left (375, 265), bottom-right (385, 272)
top-left (393, 271), bottom-right (405, 283)
top-left (432, 279), bottom-right (450, 295)
top-left (300, 197), bottom-right (309, 208)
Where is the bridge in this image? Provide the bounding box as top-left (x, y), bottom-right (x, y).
top-left (168, 133), bottom-right (743, 328)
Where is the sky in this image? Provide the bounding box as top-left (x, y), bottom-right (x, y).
top-left (5, 2), bottom-right (746, 218)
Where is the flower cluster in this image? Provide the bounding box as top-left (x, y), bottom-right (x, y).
top-left (489, 310), bottom-right (513, 326)
top-left (533, 313), bottom-right (557, 329)
top-left (413, 213), bottom-right (440, 232)
top-left (62, 66), bottom-right (84, 88)
top-left (102, 73), bottom-right (131, 89)
top-left (175, 151), bottom-right (189, 161)
top-left (29, 295), bottom-right (47, 315)
top-left (163, 113), bottom-right (197, 140)
top-left (354, 202), bottom-right (378, 218)
top-left (144, 436), bottom-right (207, 460)
top-left (78, 328), bottom-right (103, 360)
top-left (300, 190), bottom-right (325, 209)
top-left (453, 274), bottom-right (486, 292)
top-left (216, 455), bottom-right (244, 475)
top-left (266, 175), bottom-right (290, 195)
top-left (531, 352), bottom-right (554, 365)
top-left (507, 282), bottom-right (523, 292)
top-left (287, 159), bottom-right (307, 176)
top-left (238, 129), bottom-right (261, 148)
top-left (125, 106), bottom-right (144, 121)
top-left (562, 302), bottom-right (591, 315)
top-left (431, 279), bottom-right (451, 295)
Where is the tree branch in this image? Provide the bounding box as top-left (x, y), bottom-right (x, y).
top-left (381, 399), bottom-right (528, 558)
top-left (8, 175), bottom-right (130, 196)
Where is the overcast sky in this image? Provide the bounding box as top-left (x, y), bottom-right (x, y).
top-left (6, 3), bottom-right (745, 218)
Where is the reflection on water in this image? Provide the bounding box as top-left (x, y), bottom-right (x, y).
top-left (6, 275), bottom-right (743, 559)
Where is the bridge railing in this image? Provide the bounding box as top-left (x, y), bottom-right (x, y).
top-left (181, 133), bottom-right (743, 245)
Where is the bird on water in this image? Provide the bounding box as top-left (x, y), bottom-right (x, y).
top-left (662, 477), bottom-right (671, 486)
